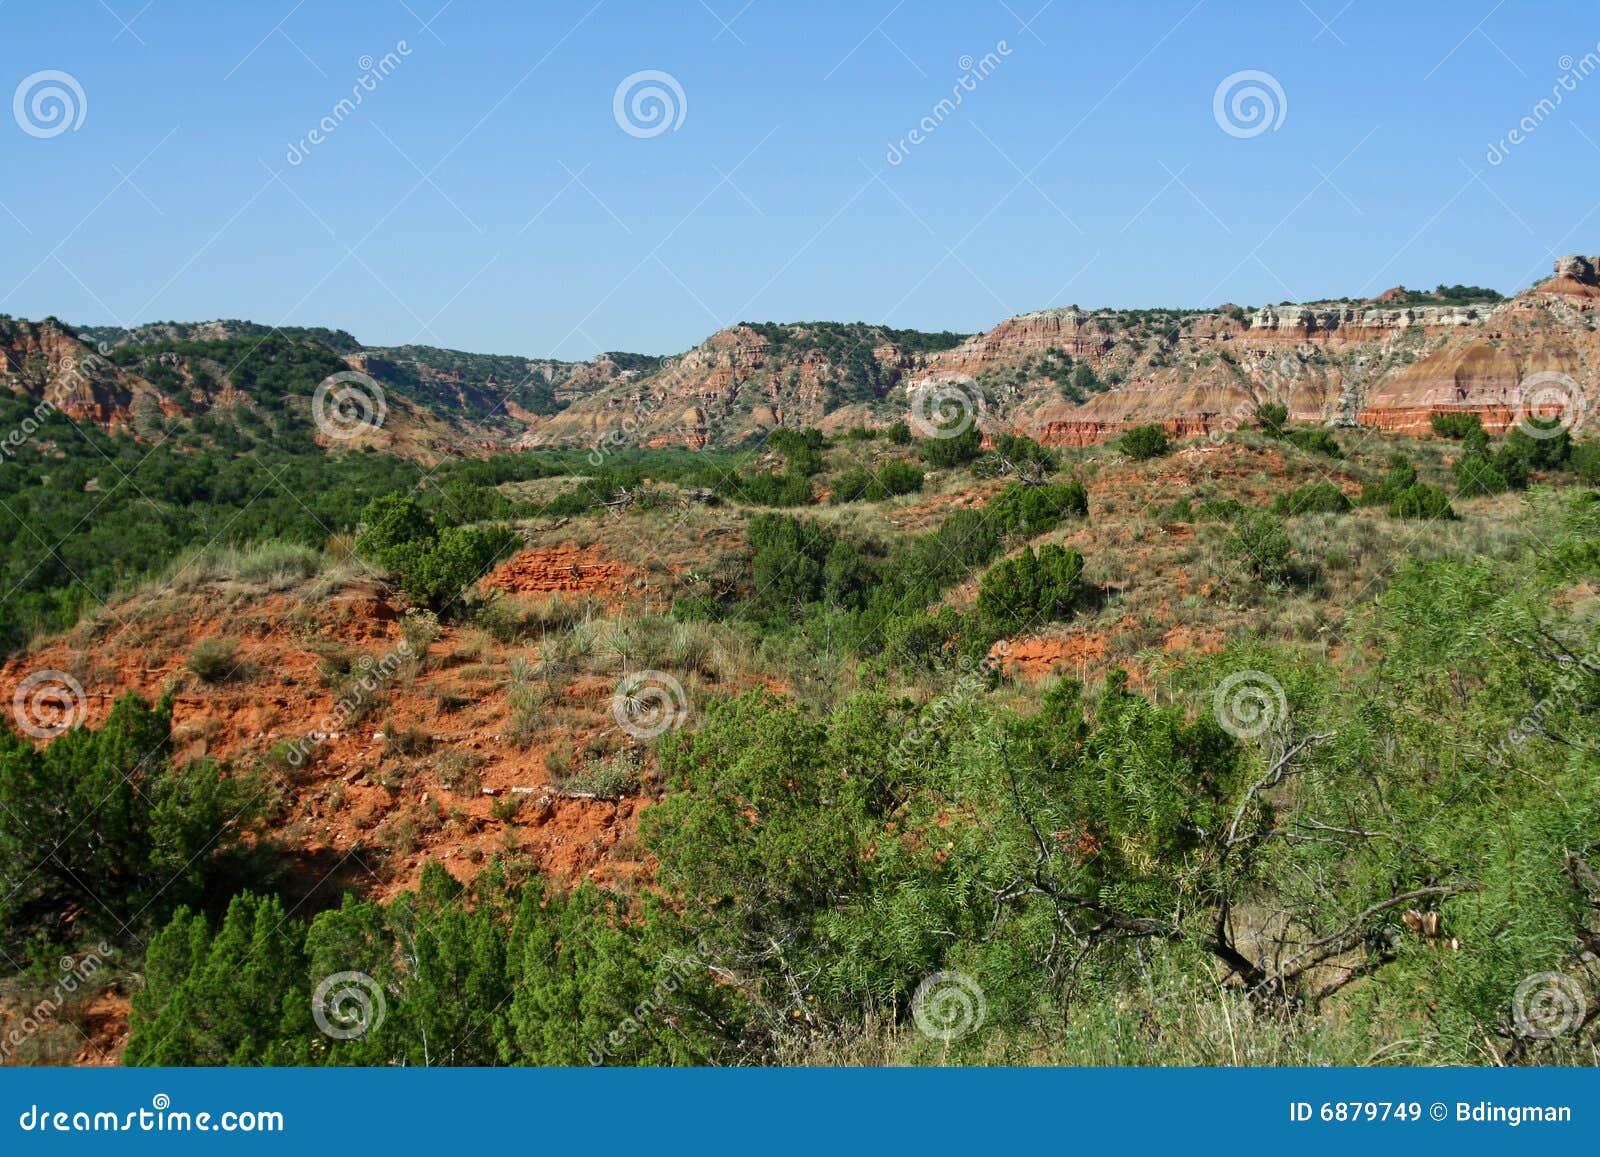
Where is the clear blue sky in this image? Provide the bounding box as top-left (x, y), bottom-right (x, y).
top-left (1, 0), bottom-right (1595, 357)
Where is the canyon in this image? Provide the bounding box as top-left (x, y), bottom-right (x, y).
top-left (4, 254), bottom-right (1597, 457)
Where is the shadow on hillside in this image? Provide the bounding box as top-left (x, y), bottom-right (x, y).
top-left (193, 842), bottom-right (379, 921)
top-left (267, 843), bottom-right (381, 917)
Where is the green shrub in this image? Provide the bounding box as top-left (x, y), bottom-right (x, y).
top-left (1431, 411), bottom-right (1484, 439)
top-left (1486, 425), bottom-right (1570, 488)
top-left (358, 493), bottom-right (437, 555)
top-left (1491, 446), bottom-right (1530, 489)
top-left (1273, 482), bottom-right (1351, 516)
top-left (187, 638), bottom-right (246, 684)
top-left (1116, 424), bottom-right (1170, 460)
top-left (356, 495), bottom-right (519, 611)
top-left (828, 469), bottom-right (874, 505)
top-left (987, 480), bottom-right (1089, 532)
top-left (1194, 497), bottom-right (1247, 522)
top-left (769, 427), bottom-right (826, 476)
top-left (717, 468), bottom-right (814, 506)
top-left (876, 459), bottom-right (925, 496)
top-left (920, 419), bottom-right (984, 467)
top-left (0, 694), bottom-right (266, 938)
top-left (747, 514), bottom-right (870, 614)
top-left (1360, 458), bottom-right (1418, 506)
top-left (1282, 427), bottom-right (1343, 458)
top-left (874, 606), bottom-right (988, 672)
top-left (1387, 483), bottom-right (1456, 520)
top-left (977, 543), bottom-right (1084, 631)
top-left (1454, 453), bottom-right (1509, 497)
top-left (1254, 403), bottom-right (1288, 436)
top-left (125, 893), bottom-right (310, 1065)
top-left (1571, 441), bottom-right (1600, 485)
top-left (1067, 362), bottom-right (1100, 397)
top-left (735, 479), bottom-right (1087, 651)
top-left (1152, 496), bottom-right (1193, 522)
top-left (670, 595), bottom-right (724, 622)
top-left (1253, 404), bottom-right (1342, 457)
top-left (1226, 512), bottom-right (1295, 583)
top-left (828, 461), bottom-right (924, 504)
top-left (991, 433), bottom-right (1058, 476)
top-left (433, 480), bottom-right (511, 522)
top-left (403, 525), bottom-right (520, 609)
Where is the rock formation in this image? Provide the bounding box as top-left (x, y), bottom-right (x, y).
top-left (13, 253), bottom-right (1599, 454)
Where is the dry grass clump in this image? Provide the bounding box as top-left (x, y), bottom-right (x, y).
top-left (162, 540), bottom-right (329, 592)
top-left (187, 637), bottom-right (253, 684)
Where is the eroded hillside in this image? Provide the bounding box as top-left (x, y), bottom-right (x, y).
top-left (13, 254), bottom-right (1593, 461)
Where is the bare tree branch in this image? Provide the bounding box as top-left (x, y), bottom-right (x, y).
top-left (1225, 731), bottom-right (1336, 848)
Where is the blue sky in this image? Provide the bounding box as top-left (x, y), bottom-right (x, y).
top-left (1, 1), bottom-right (1596, 357)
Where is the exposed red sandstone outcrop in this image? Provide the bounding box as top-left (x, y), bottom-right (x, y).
top-left (535, 260), bottom-right (1595, 452)
top-left (1537, 254), bottom-right (1600, 300)
top-left (0, 318), bottom-right (143, 430)
top-left (1355, 290), bottom-right (1593, 433)
top-left (480, 545), bottom-right (633, 599)
top-left (1358, 344), bottom-right (1519, 433)
top-left (16, 252), bottom-right (1600, 454)
top-left (925, 309), bottom-right (1114, 377)
top-left (532, 323), bottom-right (924, 449)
